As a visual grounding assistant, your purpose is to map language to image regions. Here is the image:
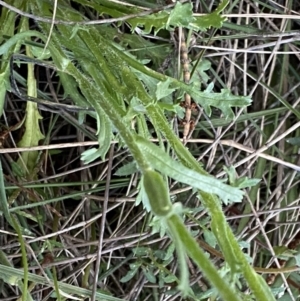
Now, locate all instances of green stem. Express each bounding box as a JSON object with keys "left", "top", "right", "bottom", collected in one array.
[
  {"left": 12, "top": 216, "right": 28, "bottom": 301},
  {"left": 167, "top": 214, "right": 243, "bottom": 301}
]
